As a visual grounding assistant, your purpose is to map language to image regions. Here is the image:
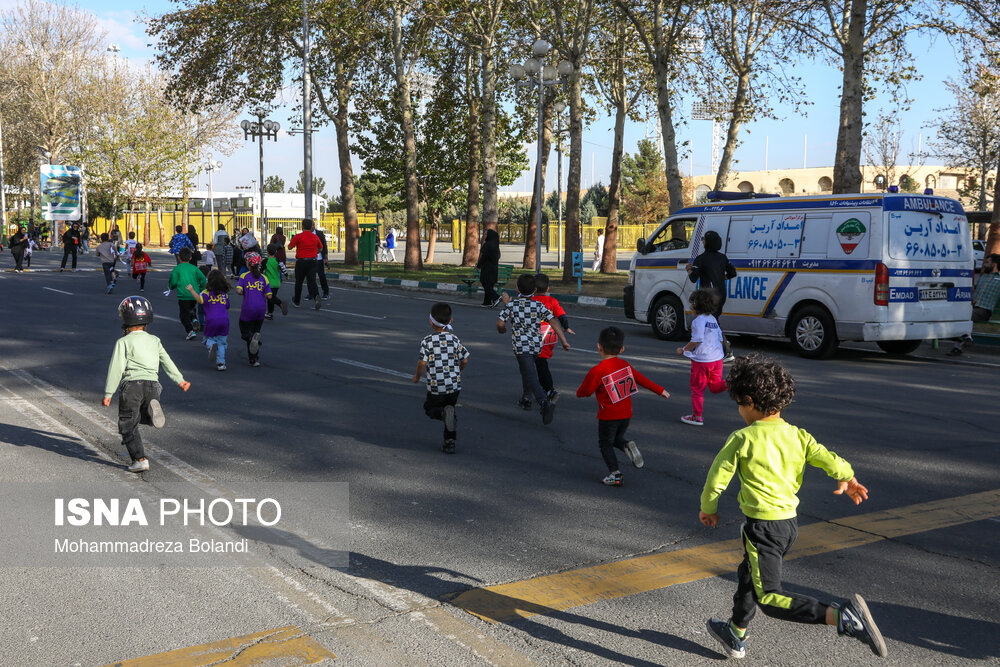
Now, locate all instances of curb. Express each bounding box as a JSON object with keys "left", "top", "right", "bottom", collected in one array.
[{"left": 324, "top": 271, "right": 625, "bottom": 310}]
